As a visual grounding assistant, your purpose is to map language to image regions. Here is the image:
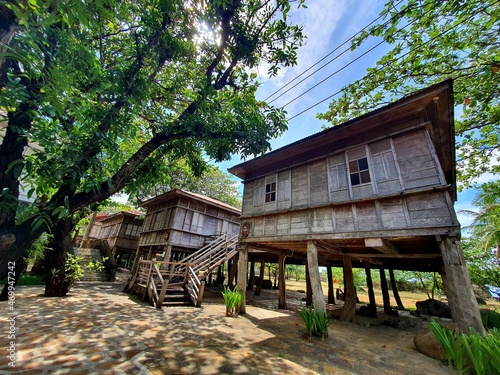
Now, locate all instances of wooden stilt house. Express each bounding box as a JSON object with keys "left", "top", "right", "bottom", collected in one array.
[
  {"left": 229, "top": 80, "right": 485, "bottom": 334},
  {"left": 126, "top": 189, "right": 240, "bottom": 307},
  {"left": 98, "top": 211, "right": 143, "bottom": 267},
  {"left": 75, "top": 211, "right": 143, "bottom": 268}
]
